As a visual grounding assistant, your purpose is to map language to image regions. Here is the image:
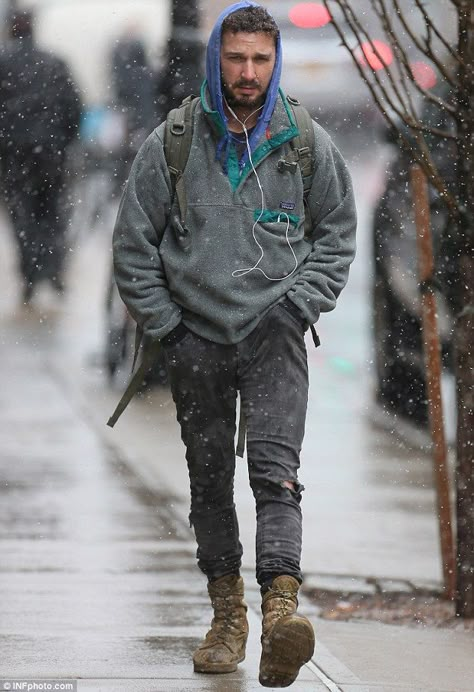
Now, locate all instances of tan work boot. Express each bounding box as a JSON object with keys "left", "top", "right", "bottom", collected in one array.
[
  {"left": 193, "top": 574, "right": 248, "bottom": 674},
  {"left": 259, "top": 575, "right": 315, "bottom": 687}
]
